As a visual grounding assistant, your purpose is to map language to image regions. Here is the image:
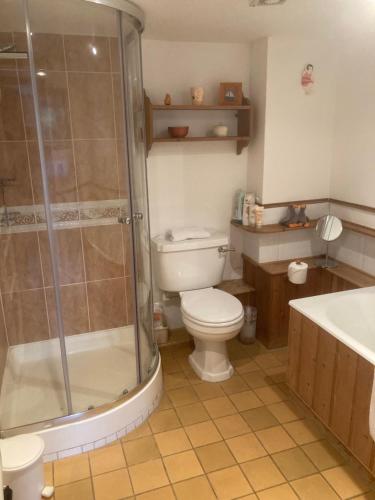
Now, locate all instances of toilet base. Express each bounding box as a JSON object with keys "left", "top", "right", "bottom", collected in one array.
[{"left": 189, "top": 338, "right": 234, "bottom": 382}]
